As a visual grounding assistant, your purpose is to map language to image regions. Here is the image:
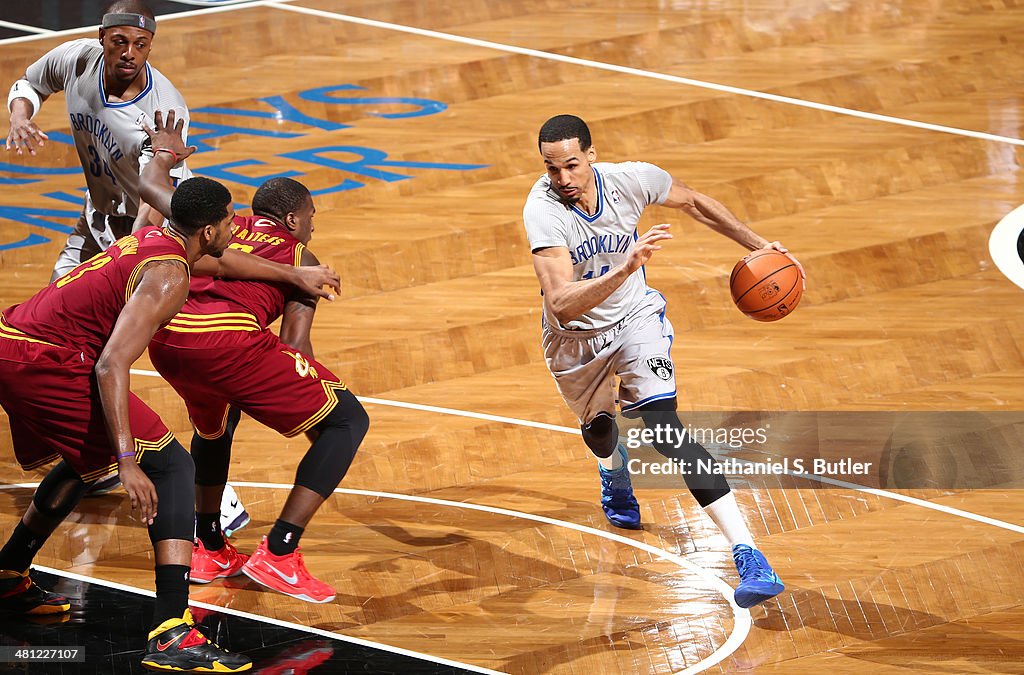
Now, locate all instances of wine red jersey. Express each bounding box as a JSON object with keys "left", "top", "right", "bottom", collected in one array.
[
  {"left": 148, "top": 215, "right": 339, "bottom": 440},
  {"left": 170, "top": 214, "right": 305, "bottom": 333},
  {"left": 1, "top": 226, "right": 188, "bottom": 361}
]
